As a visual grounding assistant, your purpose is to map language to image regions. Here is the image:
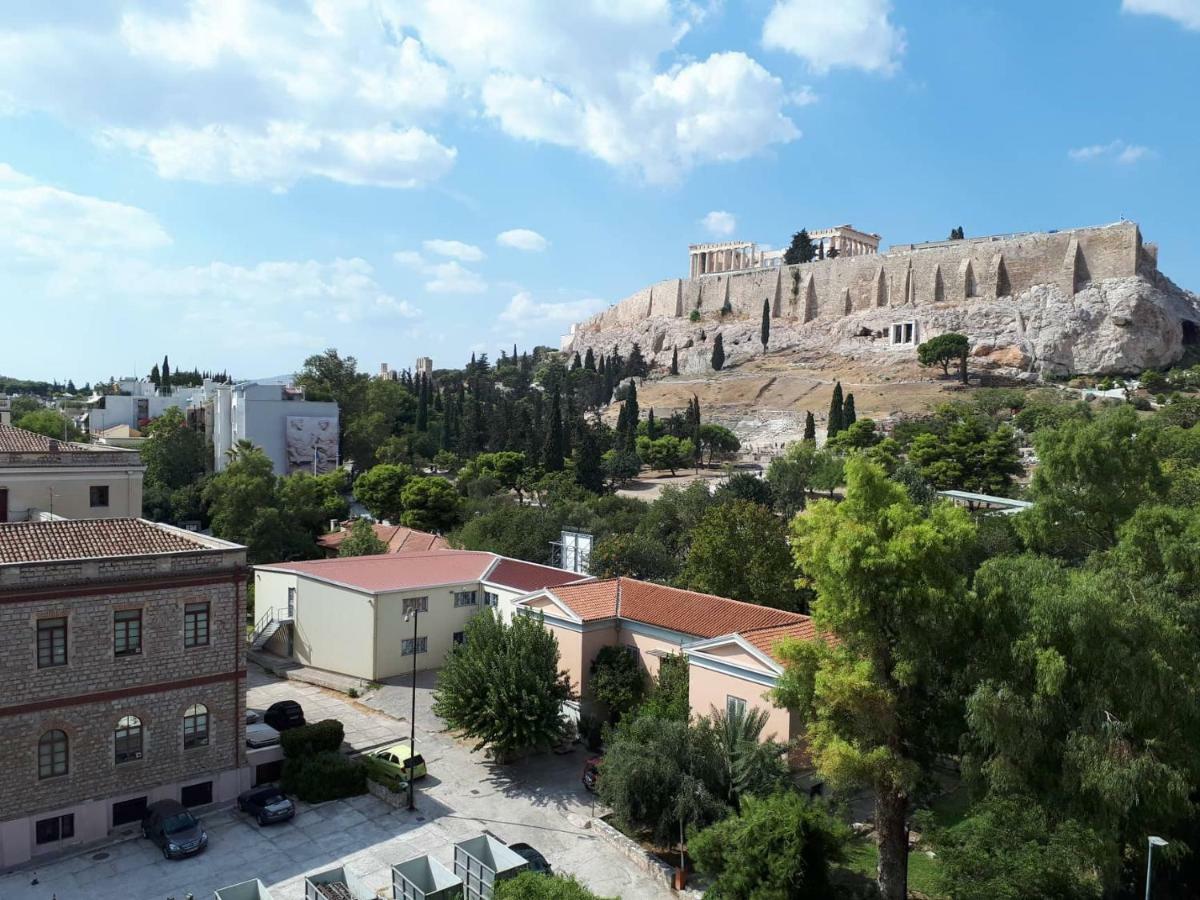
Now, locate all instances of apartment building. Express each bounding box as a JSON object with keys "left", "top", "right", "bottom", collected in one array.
[
  {"left": 0, "top": 518, "right": 247, "bottom": 868},
  {"left": 0, "top": 423, "right": 144, "bottom": 521}
]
